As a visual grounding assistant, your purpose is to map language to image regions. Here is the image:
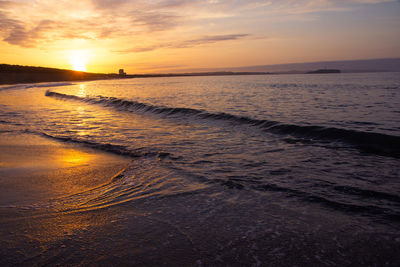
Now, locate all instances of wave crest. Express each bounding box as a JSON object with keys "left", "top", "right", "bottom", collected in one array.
[{"left": 46, "top": 90, "right": 400, "bottom": 158}]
